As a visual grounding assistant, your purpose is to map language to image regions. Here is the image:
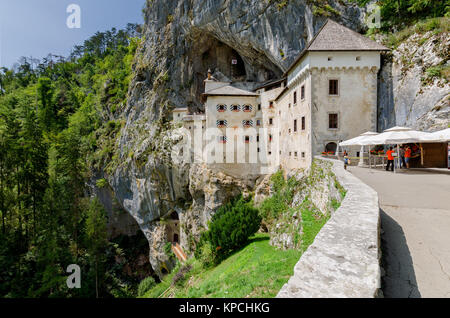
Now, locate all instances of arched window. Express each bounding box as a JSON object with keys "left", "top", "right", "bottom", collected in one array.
[
  {"left": 242, "top": 120, "right": 253, "bottom": 127},
  {"left": 217, "top": 104, "right": 227, "bottom": 112},
  {"left": 216, "top": 120, "right": 227, "bottom": 128},
  {"left": 243, "top": 104, "right": 253, "bottom": 112},
  {"left": 231, "top": 104, "right": 241, "bottom": 112},
  {"left": 325, "top": 142, "right": 337, "bottom": 154}
]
